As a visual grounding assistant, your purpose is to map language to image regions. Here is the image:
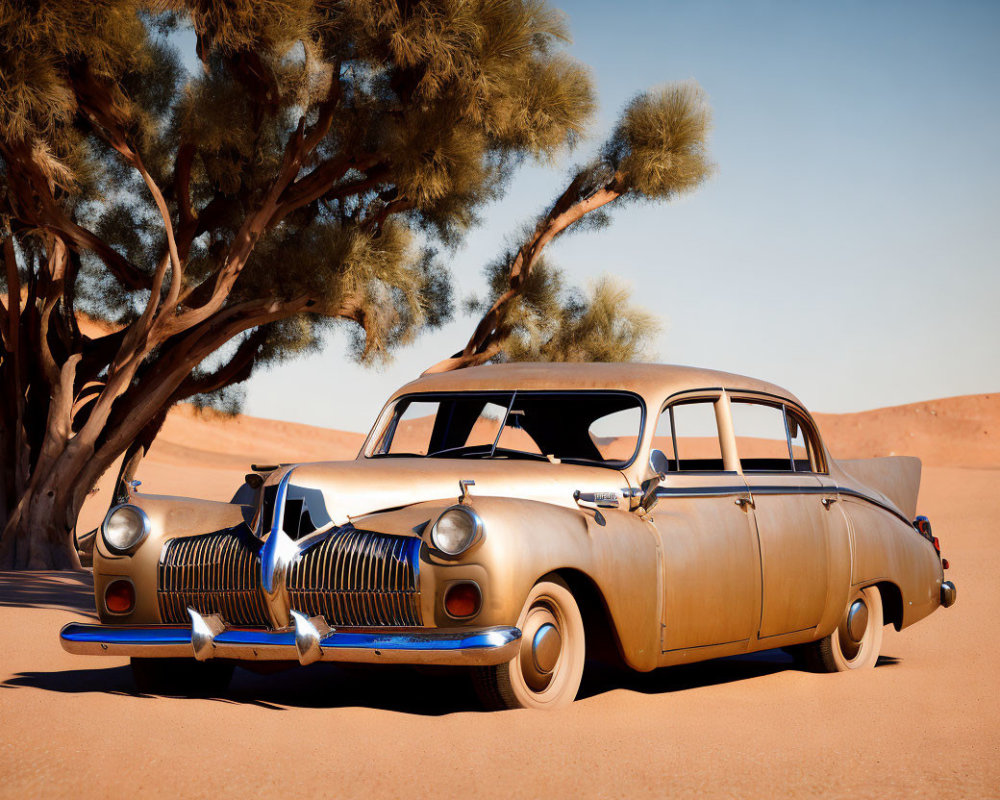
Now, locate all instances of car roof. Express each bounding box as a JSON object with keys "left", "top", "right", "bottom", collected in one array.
[{"left": 390, "top": 362, "right": 804, "bottom": 409}]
